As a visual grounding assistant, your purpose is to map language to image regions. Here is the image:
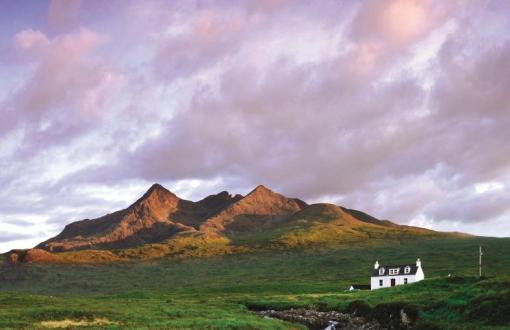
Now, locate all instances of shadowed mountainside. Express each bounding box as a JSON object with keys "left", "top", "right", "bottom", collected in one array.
[{"left": 8, "top": 183, "right": 468, "bottom": 263}]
